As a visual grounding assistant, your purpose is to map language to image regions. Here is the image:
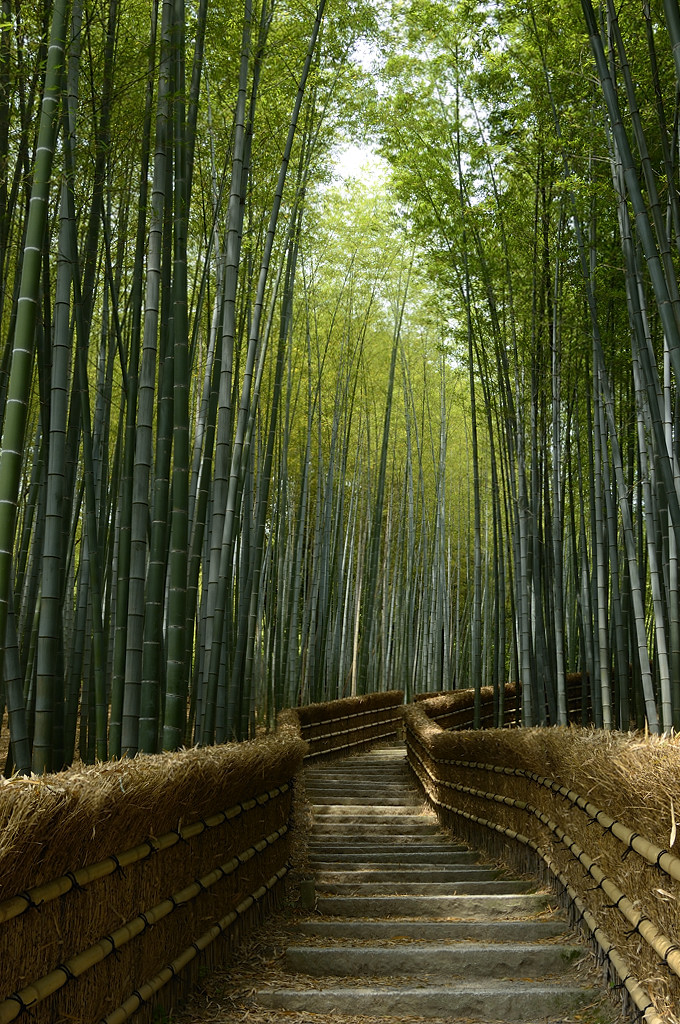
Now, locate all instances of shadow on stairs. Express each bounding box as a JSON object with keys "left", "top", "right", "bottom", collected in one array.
[{"left": 174, "top": 744, "right": 626, "bottom": 1024}]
